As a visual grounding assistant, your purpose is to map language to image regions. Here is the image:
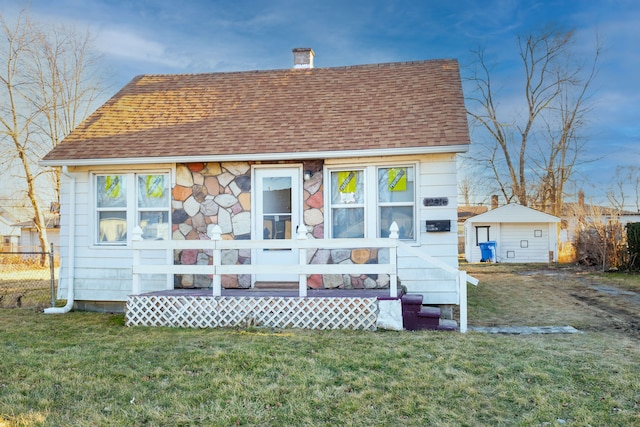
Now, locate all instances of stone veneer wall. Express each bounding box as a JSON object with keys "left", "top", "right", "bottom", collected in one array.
[{"left": 171, "top": 160, "right": 389, "bottom": 290}]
